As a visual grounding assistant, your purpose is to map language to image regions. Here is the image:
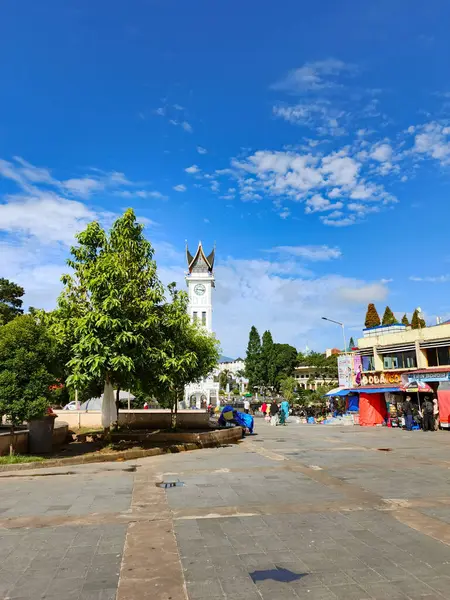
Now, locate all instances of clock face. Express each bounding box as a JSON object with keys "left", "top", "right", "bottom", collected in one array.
[{"left": 194, "top": 283, "right": 206, "bottom": 296}]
